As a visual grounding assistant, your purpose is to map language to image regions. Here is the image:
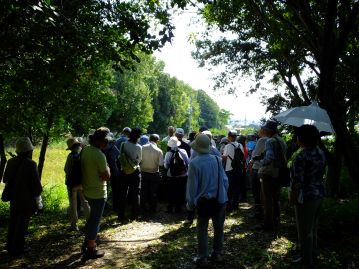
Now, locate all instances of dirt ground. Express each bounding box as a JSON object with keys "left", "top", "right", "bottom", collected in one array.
[{"left": 0, "top": 200, "right": 358, "bottom": 269}]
